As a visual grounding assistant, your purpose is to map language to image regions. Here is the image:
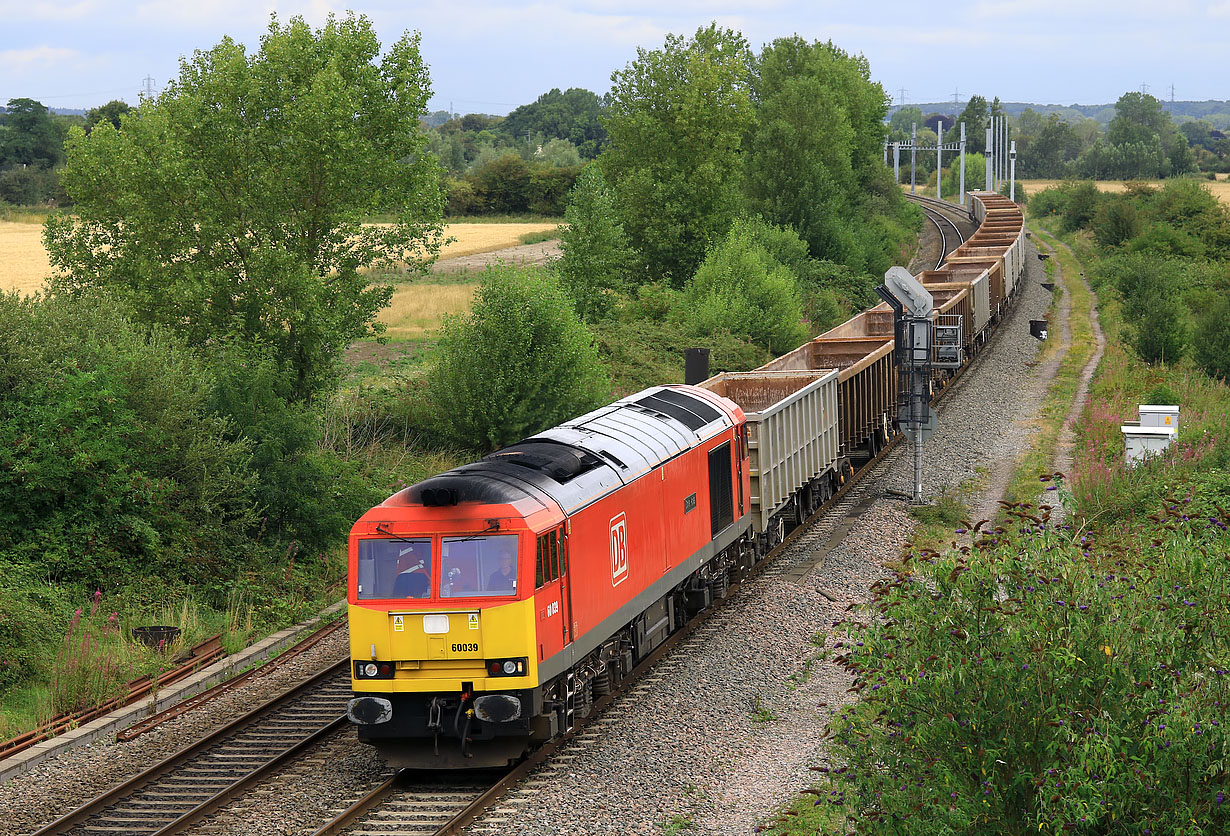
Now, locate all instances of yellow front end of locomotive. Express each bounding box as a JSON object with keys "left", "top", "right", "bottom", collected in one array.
[{"left": 348, "top": 599, "right": 539, "bottom": 693}]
